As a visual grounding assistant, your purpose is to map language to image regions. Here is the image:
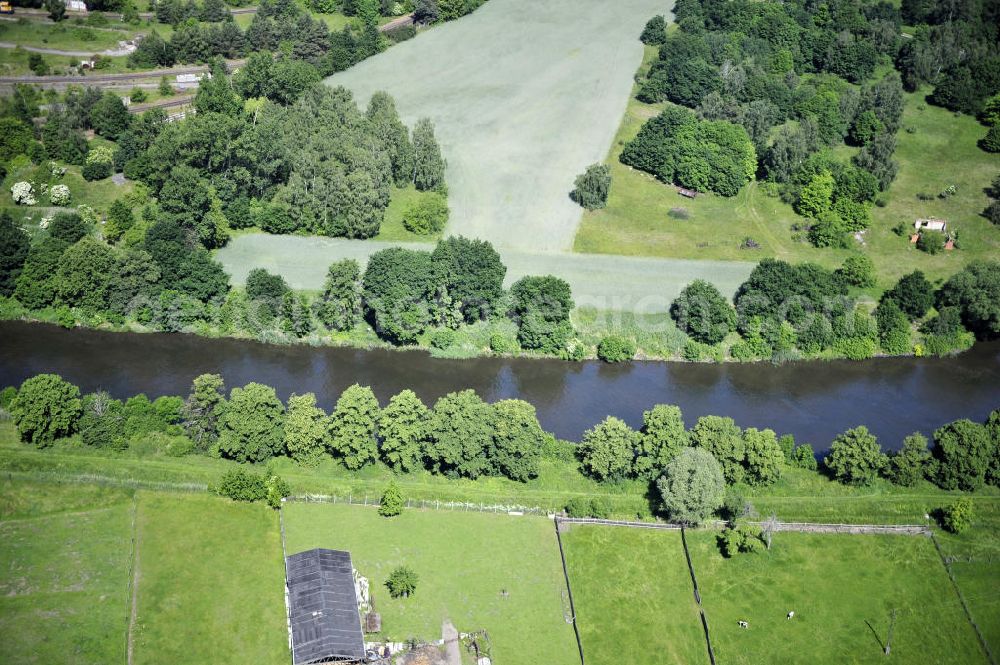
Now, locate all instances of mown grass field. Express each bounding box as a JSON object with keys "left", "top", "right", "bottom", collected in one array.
[
  {"left": 574, "top": 48, "right": 1000, "bottom": 289},
  {"left": 216, "top": 231, "right": 753, "bottom": 312},
  {"left": 325, "top": 0, "right": 665, "bottom": 252},
  {"left": 283, "top": 501, "right": 579, "bottom": 665},
  {"left": 0, "top": 479, "right": 133, "bottom": 665},
  {"left": 688, "top": 530, "right": 987, "bottom": 664},
  {"left": 0, "top": 476, "right": 288, "bottom": 665},
  {"left": 560, "top": 524, "right": 707, "bottom": 665},
  {"left": 131, "top": 491, "right": 287, "bottom": 665}
]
